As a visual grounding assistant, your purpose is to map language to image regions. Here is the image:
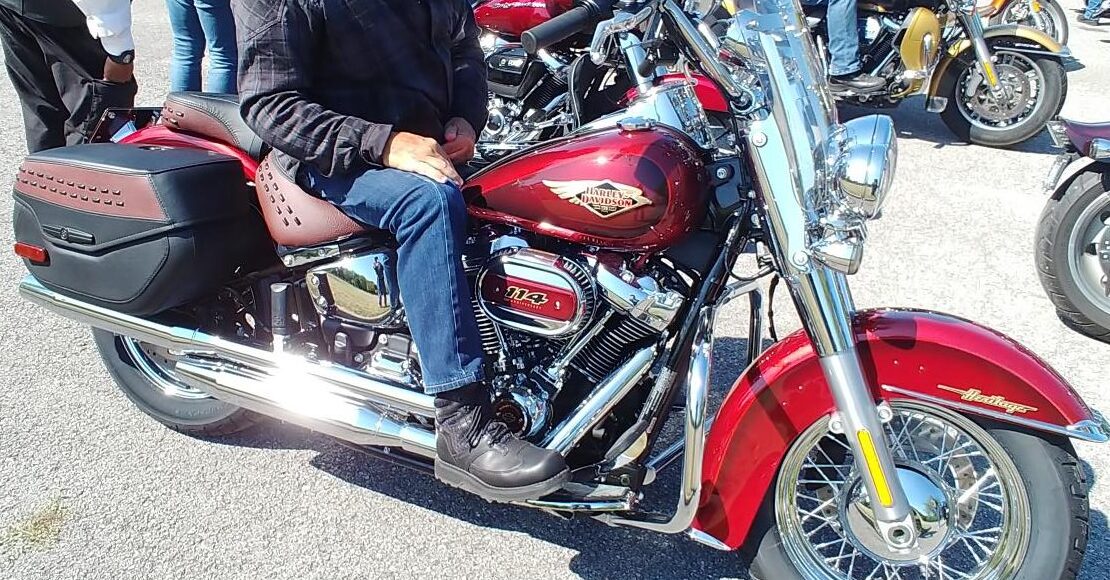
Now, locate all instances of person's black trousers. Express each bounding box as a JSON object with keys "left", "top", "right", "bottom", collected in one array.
[{"left": 0, "top": 5, "right": 137, "bottom": 153}]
